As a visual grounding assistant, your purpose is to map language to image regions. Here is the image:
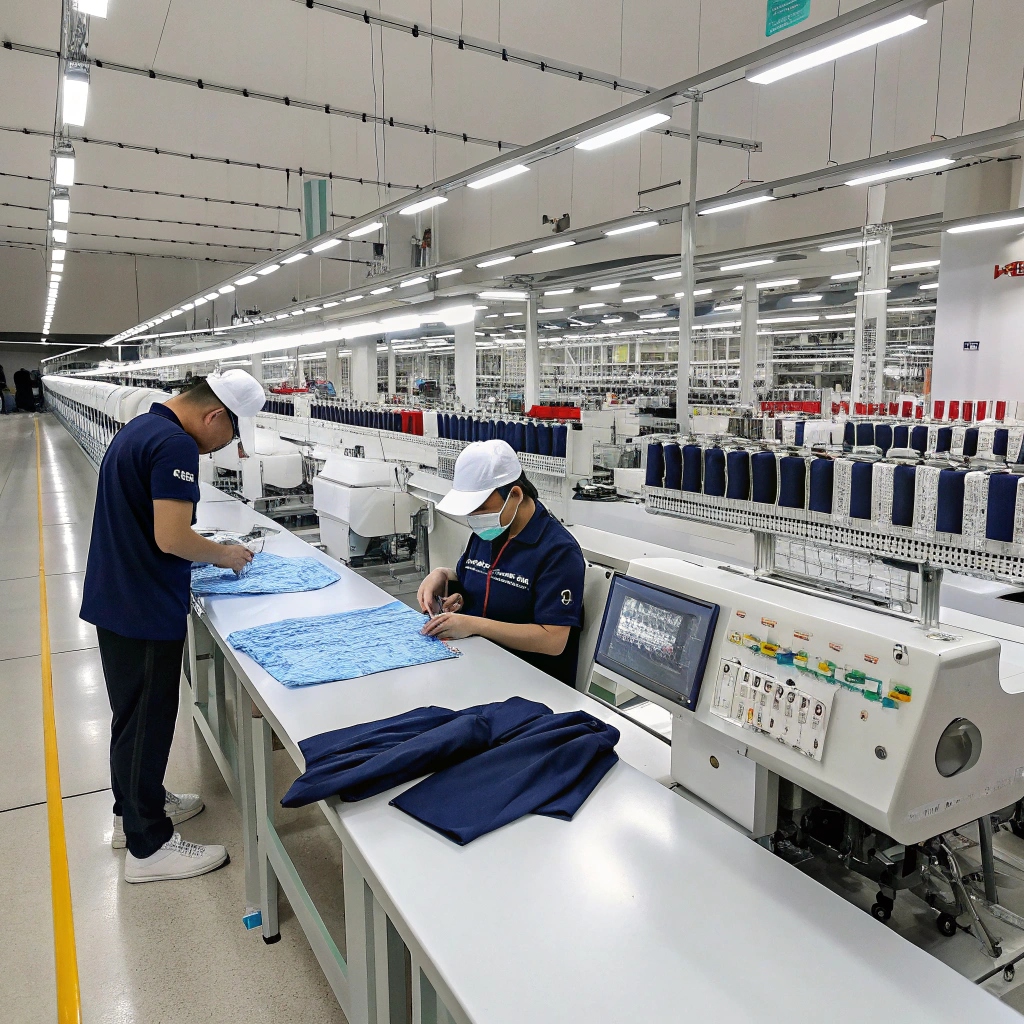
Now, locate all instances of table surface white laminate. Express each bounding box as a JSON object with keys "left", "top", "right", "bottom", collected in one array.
[{"left": 193, "top": 495, "right": 1018, "bottom": 1024}]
